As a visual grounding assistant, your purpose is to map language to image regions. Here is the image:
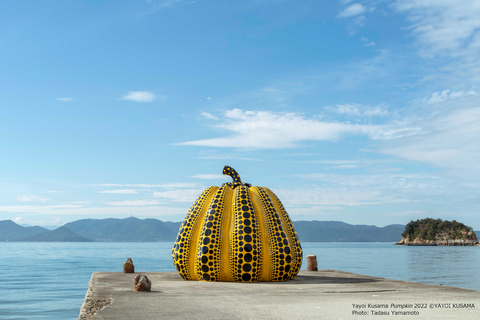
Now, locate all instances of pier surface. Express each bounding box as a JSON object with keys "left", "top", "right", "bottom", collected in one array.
[{"left": 78, "top": 270, "right": 479, "bottom": 320}]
